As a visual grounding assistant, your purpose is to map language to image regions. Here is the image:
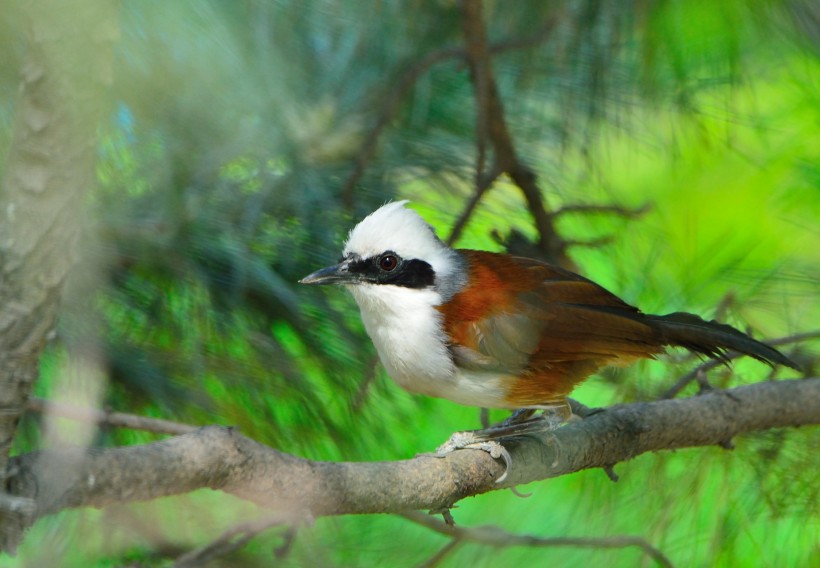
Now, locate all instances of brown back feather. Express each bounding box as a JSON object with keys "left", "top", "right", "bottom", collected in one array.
[{"left": 439, "top": 251, "right": 664, "bottom": 406}]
